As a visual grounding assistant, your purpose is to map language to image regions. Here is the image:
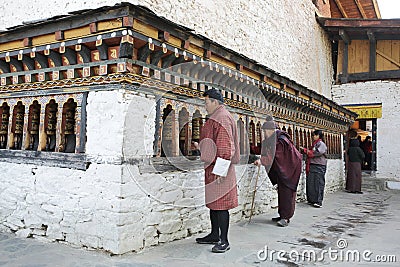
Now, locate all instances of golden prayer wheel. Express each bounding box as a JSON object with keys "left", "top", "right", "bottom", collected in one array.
[
  {"left": 46, "top": 105, "right": 57, "bottom": 135},
  {"left": 30, "top": 108, "right": 40, "bottom": 135},
  {"left": 14, "top": 110, "right": 24, "bottom": 134},
  {"left": 249, "top": 123, "right": 254, "bottom": 144},
  {"left": 0, "top": 112, "right": 9, "bottom": 135},
  {"left": 64, "top": 110, "right": 75, "bottom": 134},
  {"left": 256, "top": 128, "right": 261, "bottom": 143},
  {"left": 192, "top": 118, "right": 200, "bottom": 140}
]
